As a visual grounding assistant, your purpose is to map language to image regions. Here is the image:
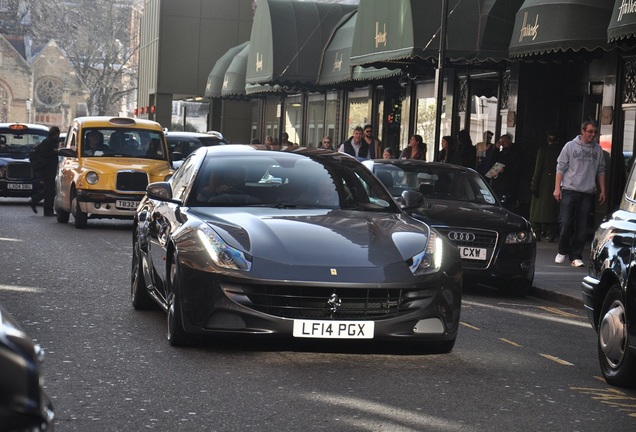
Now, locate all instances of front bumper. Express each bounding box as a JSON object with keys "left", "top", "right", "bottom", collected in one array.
[
  {"left": 463, "top": 243, "right": 535, "bottom": 286},
  {"left": 76, "top": 189, "right": 144, "bottom": 217},
  {"left": 177, "top": 266, "right": 462, "bottom": 343},
  {"left": 0, "top": 178, "right": 41, "bottom": 198}
]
